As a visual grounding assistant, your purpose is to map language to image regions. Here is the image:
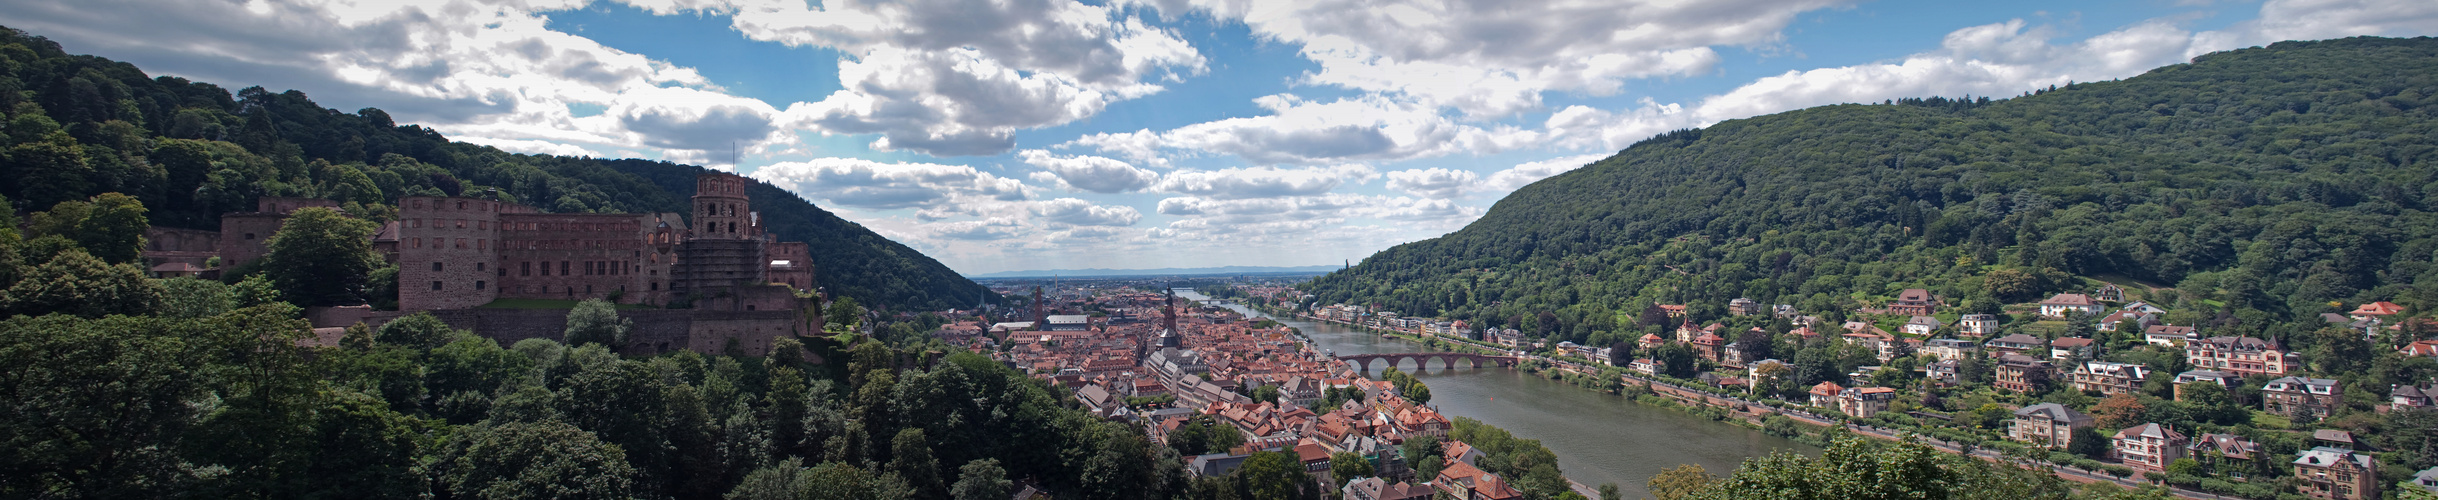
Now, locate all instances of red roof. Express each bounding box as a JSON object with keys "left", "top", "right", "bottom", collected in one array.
[
  {"left": 1295, "top": 443, "right": 1330, "bottom": 463},
  {"left": 2042, "top": 293, "right": 2098, "bottom": 306},
  {"left": 2353, "top": 301, "right": 2407, "bottom": 316}
]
